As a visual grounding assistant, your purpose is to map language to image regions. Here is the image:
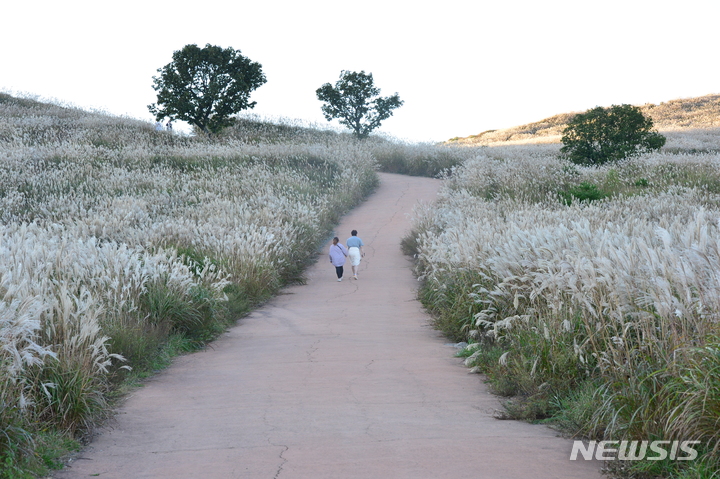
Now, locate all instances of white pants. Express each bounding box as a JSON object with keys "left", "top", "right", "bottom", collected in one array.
[{"left": 348, "top": 247, "right": 361, "bottom": 266}]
